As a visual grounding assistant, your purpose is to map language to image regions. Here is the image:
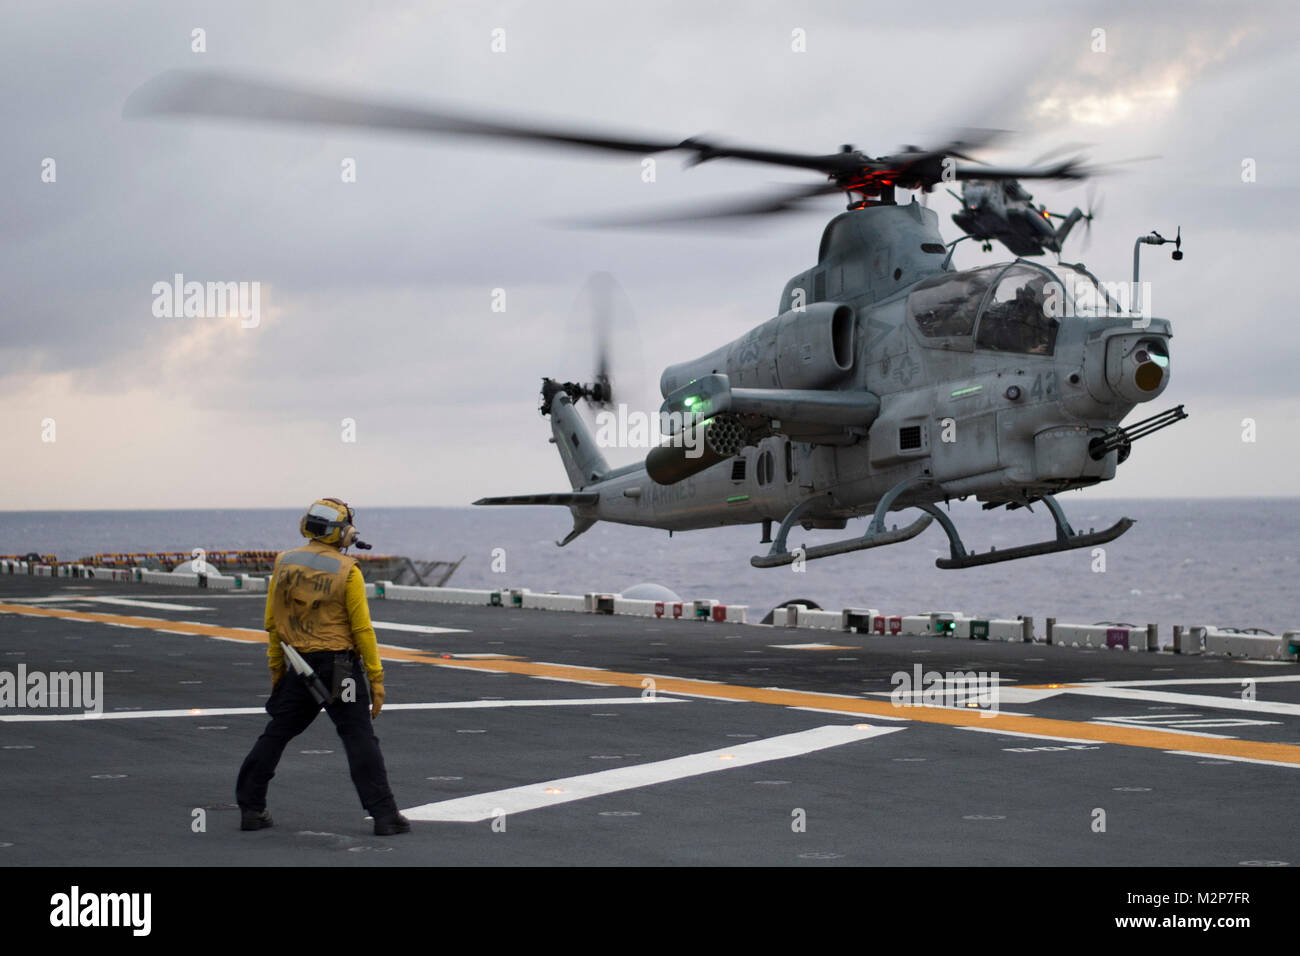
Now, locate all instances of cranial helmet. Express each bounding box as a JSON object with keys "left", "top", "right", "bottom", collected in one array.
[{"left": 299, "top": 497, "right": 359, "bottom": 548}]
